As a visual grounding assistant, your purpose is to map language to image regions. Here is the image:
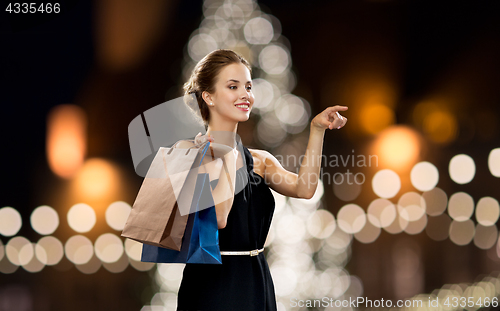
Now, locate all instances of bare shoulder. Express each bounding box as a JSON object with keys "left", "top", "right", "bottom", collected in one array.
[
  {"left": 247, "top": 148, "right": 269, "bottom": 160},
  {"left": 247, "top": 148, "right": 277, "bottom": 165}
]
